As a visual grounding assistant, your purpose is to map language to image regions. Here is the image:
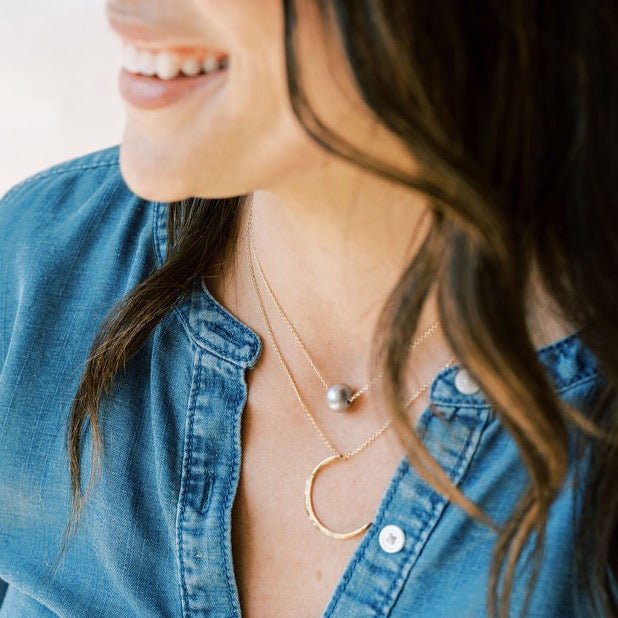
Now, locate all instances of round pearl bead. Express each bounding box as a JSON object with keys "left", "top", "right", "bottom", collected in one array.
[{"left": 326, "top": 383, "right": 353, "bottom": 411}]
